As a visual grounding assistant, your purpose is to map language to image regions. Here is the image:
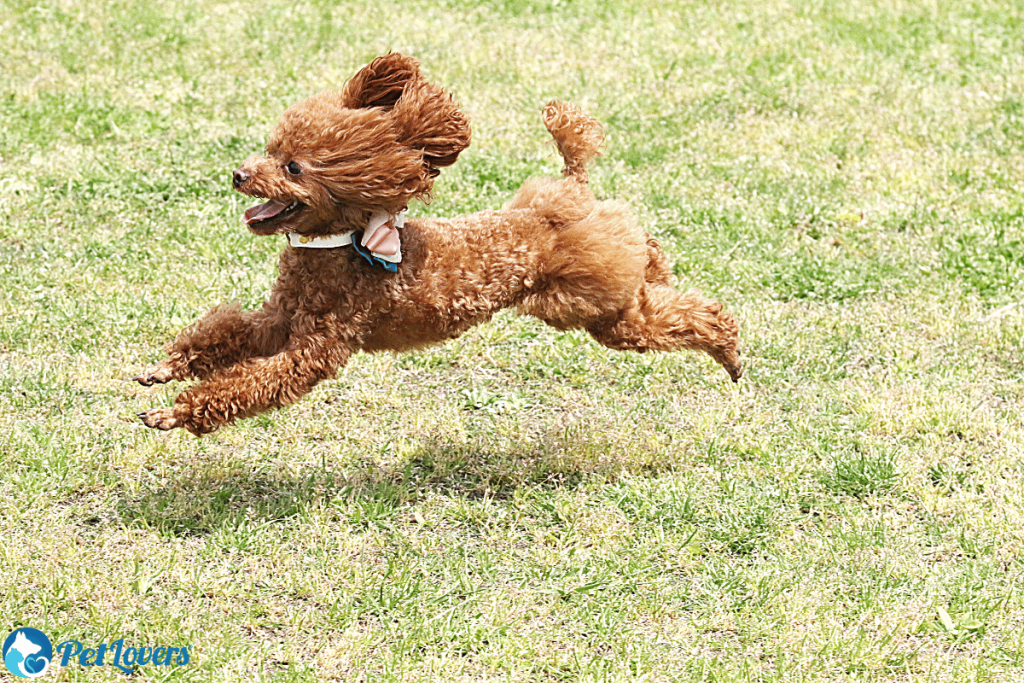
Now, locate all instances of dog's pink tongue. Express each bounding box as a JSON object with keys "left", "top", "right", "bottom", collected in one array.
[{"left": 244, "top": 200, "right": 288, "bottom": 225}]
